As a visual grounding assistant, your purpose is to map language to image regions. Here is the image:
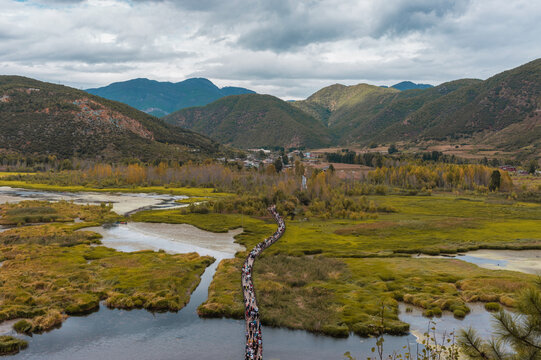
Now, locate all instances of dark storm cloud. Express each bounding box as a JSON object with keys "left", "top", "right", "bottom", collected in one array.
[{"left": 370, "top": 0, "right": 470, "bottom": 37}]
